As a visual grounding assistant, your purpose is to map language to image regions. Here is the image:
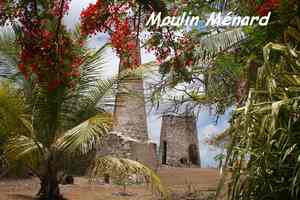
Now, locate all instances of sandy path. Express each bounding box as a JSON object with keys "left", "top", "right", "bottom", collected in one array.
[{"left": 0, "top": 168, "right": 220, "bottom": 200}]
